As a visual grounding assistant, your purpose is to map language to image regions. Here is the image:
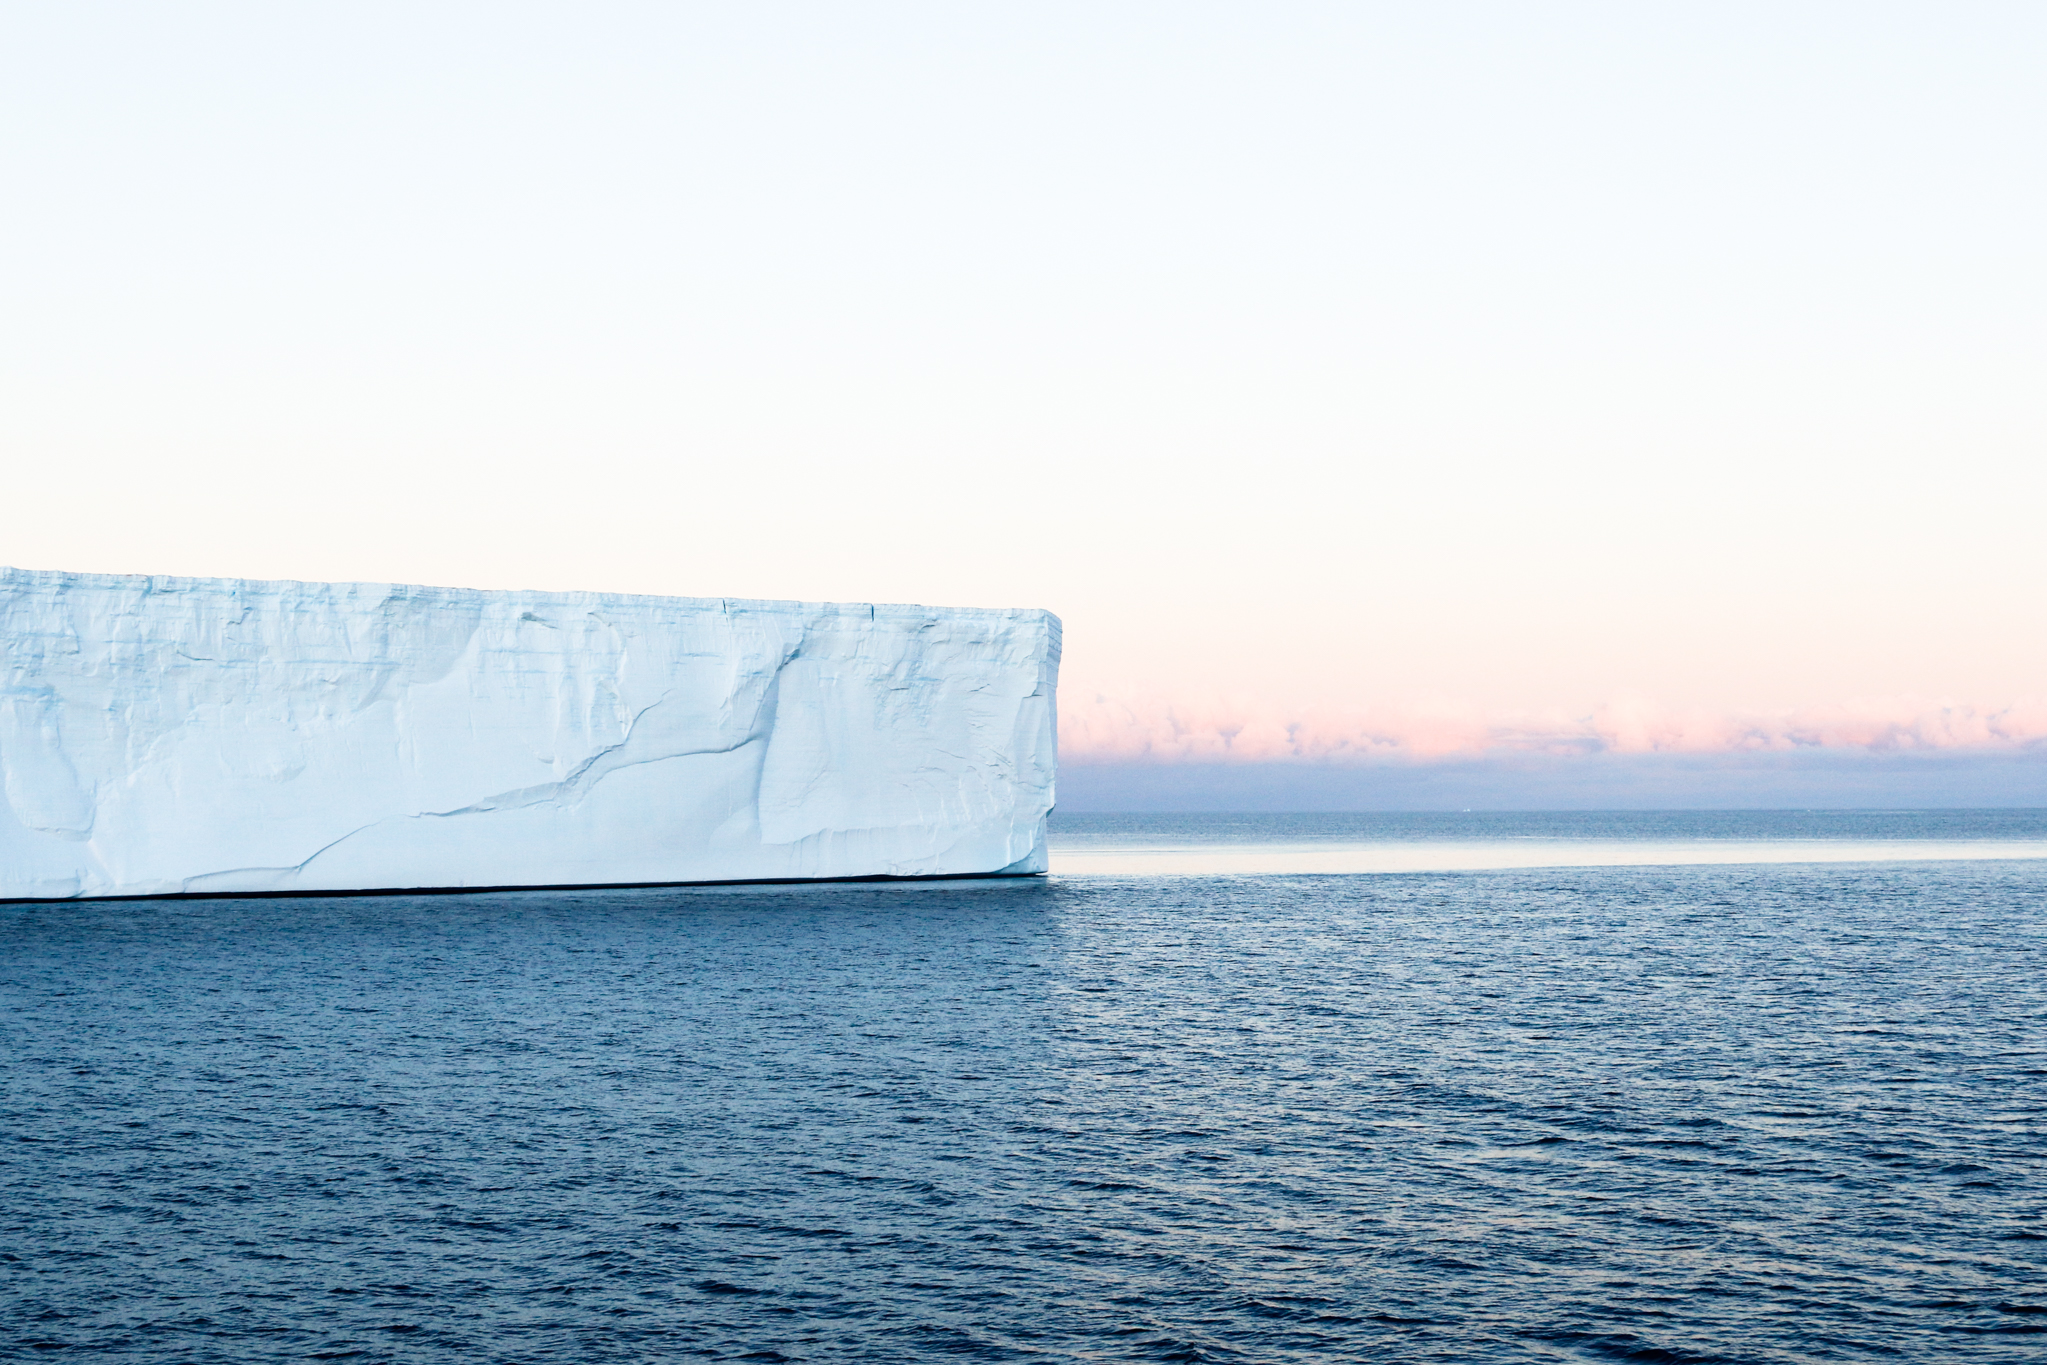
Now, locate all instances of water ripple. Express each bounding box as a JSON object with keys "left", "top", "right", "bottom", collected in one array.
[{"left": 2, "top": 858, "right": 2044, "bottom": 1360}]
